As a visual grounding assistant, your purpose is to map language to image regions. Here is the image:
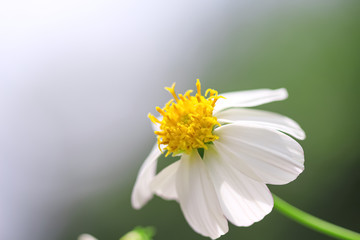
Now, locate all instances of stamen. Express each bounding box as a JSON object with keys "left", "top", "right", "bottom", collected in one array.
[
  {"left": 154, "top": 131, "right": 165, "bottom": 135},
  {"left": 184, "top": 90, "right": 193, "bottom": 98},
  {"left": 156, "top": 107, "right": 166, "bottom": 116},
  {"left": 150, "top": 80, "right": 222, "bottom": 156},
  {"left": 148, "top": 113, "right": 161, "bottom": 124},
  {"left": 178, "top": 94, "right": 186, "bottom": 102},
  {"left": 165, "top": 83, "right": 179, "bottom": 102},
  {"left": 205, "top": 89, "right": 211, "bottom": 97},
  {"left": 196, "top": 79, "right": 201, "bottom": 95}
]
